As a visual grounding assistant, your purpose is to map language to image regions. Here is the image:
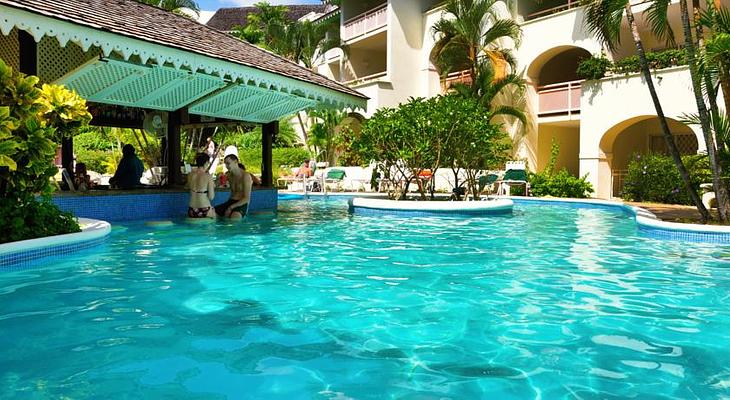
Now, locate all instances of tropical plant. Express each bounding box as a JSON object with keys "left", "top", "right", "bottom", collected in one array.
[
  {"left": 582, "top": 0, "right": 710, "bottom": 221},
  {"left": 354, "top": 95, "right": 510, "bottom": 200},
  {"left": 529, "top": 141, "right": 594, "bottom": 198},
  {"left": 307, "top": 108, "right": 352, "bottom": 167},
  {"left": 0, "top": 59, "right": 87, "bottom": 242},
  {"left": 430, "top": 0, "right": 521, "bottom": 83},
  {"left": 450, "top": 60, "right": 526, "bottom": 125},
  {"left": 622, "top": 153, "right": 711, "bottom": 204},
  {"left": 644, "top": 0, "right": 730, "bottom": 221}
]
